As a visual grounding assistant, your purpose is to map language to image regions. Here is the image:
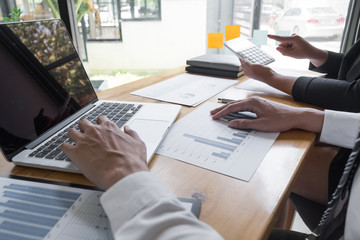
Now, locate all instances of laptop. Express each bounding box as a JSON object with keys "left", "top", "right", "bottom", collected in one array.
[{"left": 0, "top": 19, "right": 181, "bottom": 172}]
